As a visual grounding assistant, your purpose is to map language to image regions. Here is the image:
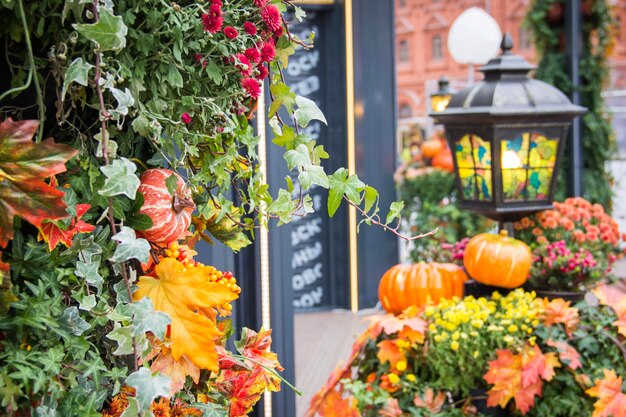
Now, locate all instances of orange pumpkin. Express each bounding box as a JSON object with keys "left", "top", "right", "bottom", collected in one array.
[
  {"left": 421, "top": 140, "right": 444, "bottom": 159},
  {"left": 432, "top": 148, "right": 454, "bottom": 172},
  {"left": 378, "top": 262, "right": 467, "bottom": 315},
  {"left": 463, "top": 230, "right": 532, "bottom": 288},
  {"left": 137, "top": 169, "right": 196, "bottom": 244}
]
